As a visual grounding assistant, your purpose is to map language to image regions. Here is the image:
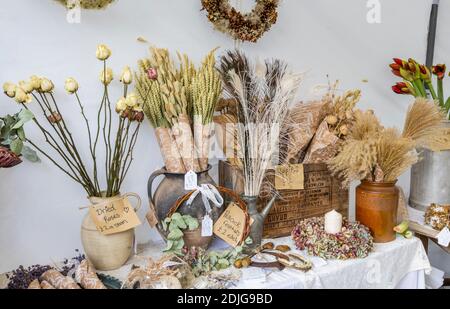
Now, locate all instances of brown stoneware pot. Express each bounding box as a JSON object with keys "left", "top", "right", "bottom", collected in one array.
[{"left": 356, "top": 180, "right": 399, "bottom": 243}]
